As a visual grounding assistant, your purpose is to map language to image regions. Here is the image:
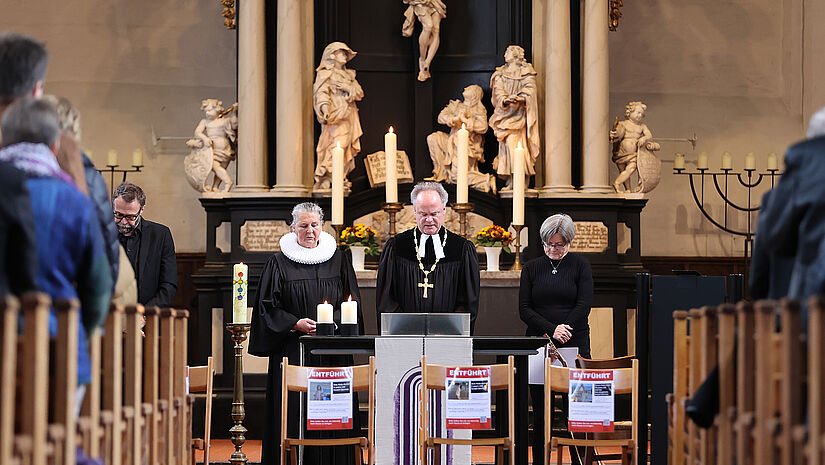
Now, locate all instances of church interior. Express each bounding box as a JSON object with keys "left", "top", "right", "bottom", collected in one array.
[{"left": 2, "top": 0, "right": 824, "bottom": 464}]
